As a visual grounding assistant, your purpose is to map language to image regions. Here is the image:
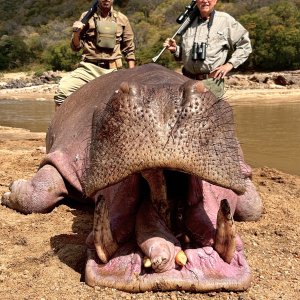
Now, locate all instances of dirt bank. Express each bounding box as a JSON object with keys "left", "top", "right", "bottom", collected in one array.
[{"left": 0, "top": 126, "right": 299, "bottom": 300}]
